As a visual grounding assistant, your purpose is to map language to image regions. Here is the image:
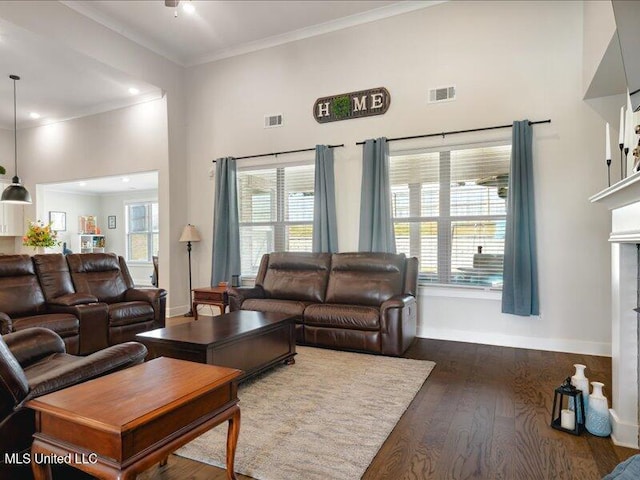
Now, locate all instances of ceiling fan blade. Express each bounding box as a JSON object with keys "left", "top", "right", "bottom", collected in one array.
[{"left": 165, "top": 0, "right": 180, "bottom": 7}]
